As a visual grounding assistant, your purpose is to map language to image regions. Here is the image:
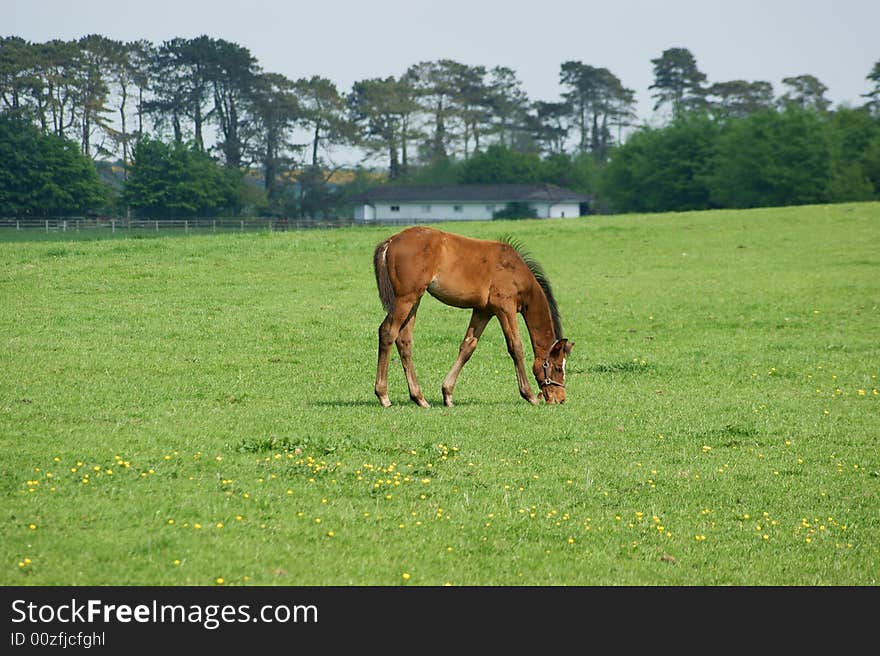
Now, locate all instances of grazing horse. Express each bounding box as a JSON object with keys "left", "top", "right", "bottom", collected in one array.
[{"left": 373, "top": 226, "right": 573, "bottom": 407}]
